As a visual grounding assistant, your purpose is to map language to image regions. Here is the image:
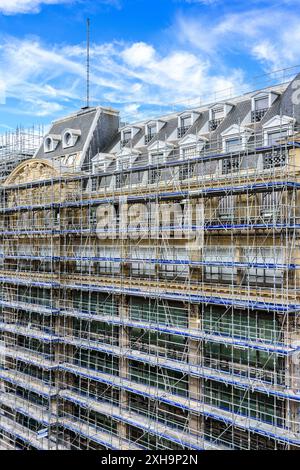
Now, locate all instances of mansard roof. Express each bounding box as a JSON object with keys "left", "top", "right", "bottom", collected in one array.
[{"left": 35, "top": 107, "right": 100, "bottom": 160}]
